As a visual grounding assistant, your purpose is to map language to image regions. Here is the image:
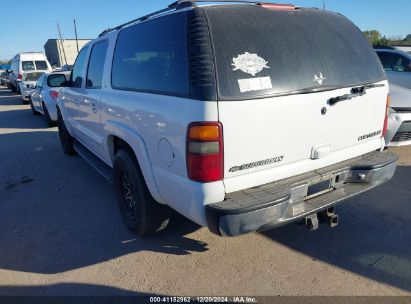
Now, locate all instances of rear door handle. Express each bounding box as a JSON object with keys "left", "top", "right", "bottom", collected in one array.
[{"left": 90, "top": 102, "right": 98, "bottom": 113}]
